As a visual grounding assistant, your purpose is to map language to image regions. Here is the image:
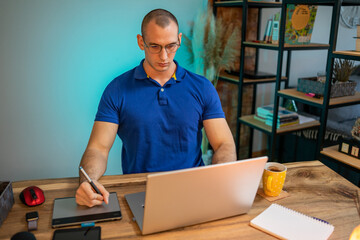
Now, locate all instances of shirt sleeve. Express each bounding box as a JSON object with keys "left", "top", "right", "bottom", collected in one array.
[
  {"left": 202, "top": 80, "right": 225, "bottom": 120},
  {"left": 95, "top": 80, "right": 120, "bottom": 124}
]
